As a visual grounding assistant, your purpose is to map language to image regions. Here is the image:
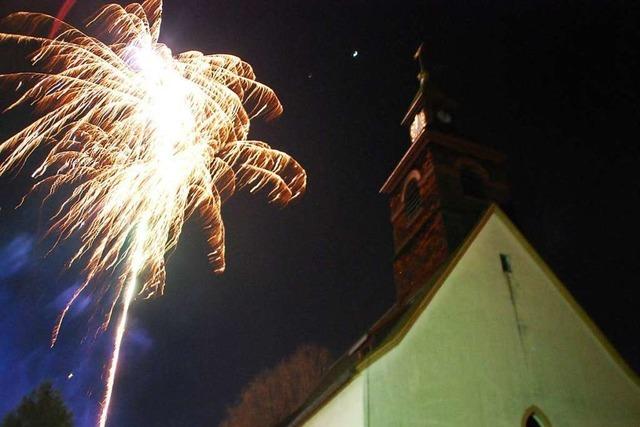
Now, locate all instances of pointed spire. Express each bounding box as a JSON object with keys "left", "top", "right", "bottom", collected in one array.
[{"left": 414, "top": 43, "right": 429, "bottom": 90}]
